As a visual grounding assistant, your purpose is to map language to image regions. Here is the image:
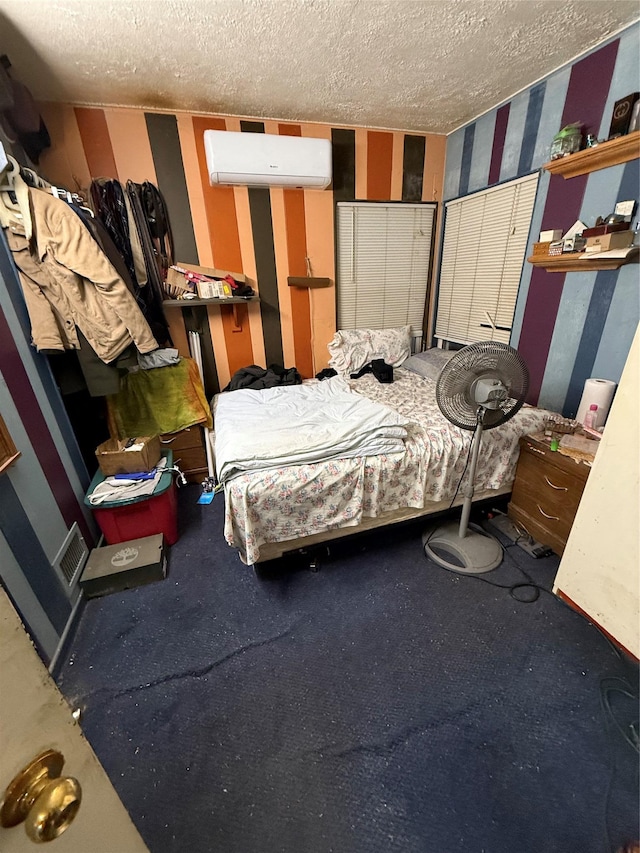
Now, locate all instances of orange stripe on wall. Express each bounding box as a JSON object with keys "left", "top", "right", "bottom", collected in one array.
[
  {"left": 423, "top": 134, "right": 447, "bottom": 203},
  {"left": 74, "top": 108, "right": 118, "bottom": 178},
  {"left": 284, "top": 190, "right": 313, "bottom": 378},
  {"left": 105, "top": 109, "right": 157, "bottom": 185},
  {"left": 37, "top": 103, "right": 92, "bottom": 192},
  {"left": 355, "top": 128, "right": 368, "bottom": 200},
  {"left": 192, "top": 116, "right": 254, "bottom": 377},
  {"left": 367, "top": 131, "right": 394, "bottom": 201},
  {"left": 175, "top": 113, "right": 230, "bottom": 380}
]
